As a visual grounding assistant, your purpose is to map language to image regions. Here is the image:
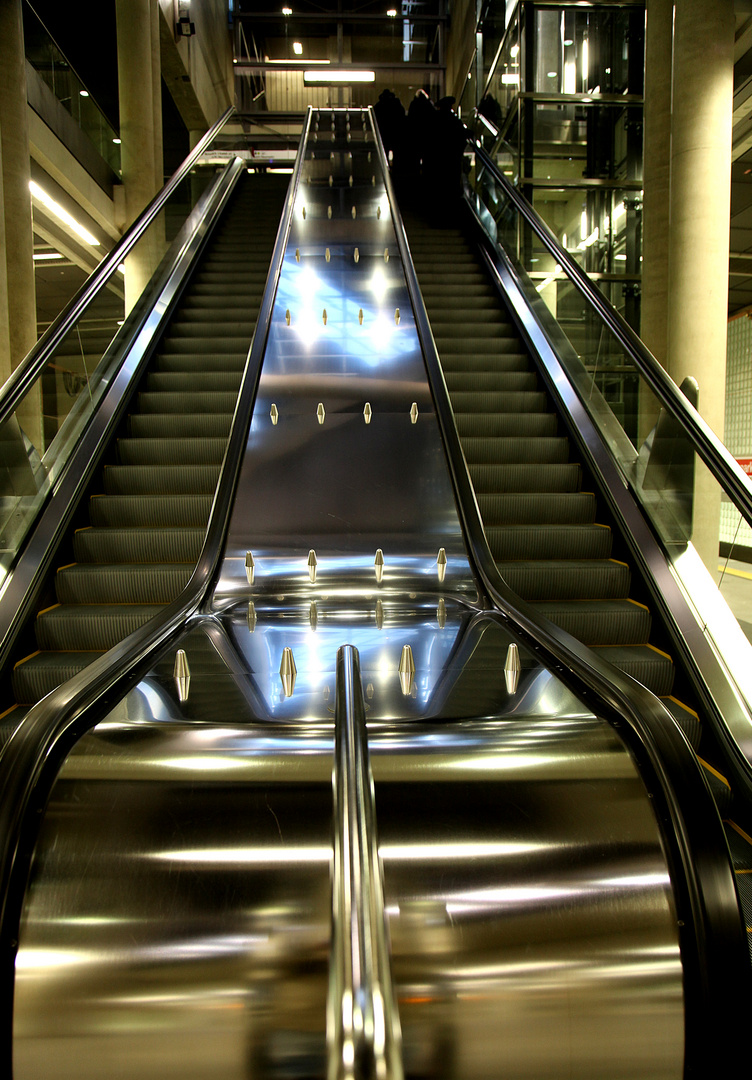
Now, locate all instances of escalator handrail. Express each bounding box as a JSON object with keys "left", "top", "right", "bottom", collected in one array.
[
  {"left": 329, "top": 644, "right": 404, "bottom": 1080},
  {"left": 370, "top": 109, "right": 750, "bottom": 1064},
  {"left": 0, "top": 110, "right": 312, "bottom": 1053},
  {"left": 468, "top": 136, "right": 752, "bottom": 531},
  {"left": 0, "top": 106, "right": 235, "bottom": 428}
]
